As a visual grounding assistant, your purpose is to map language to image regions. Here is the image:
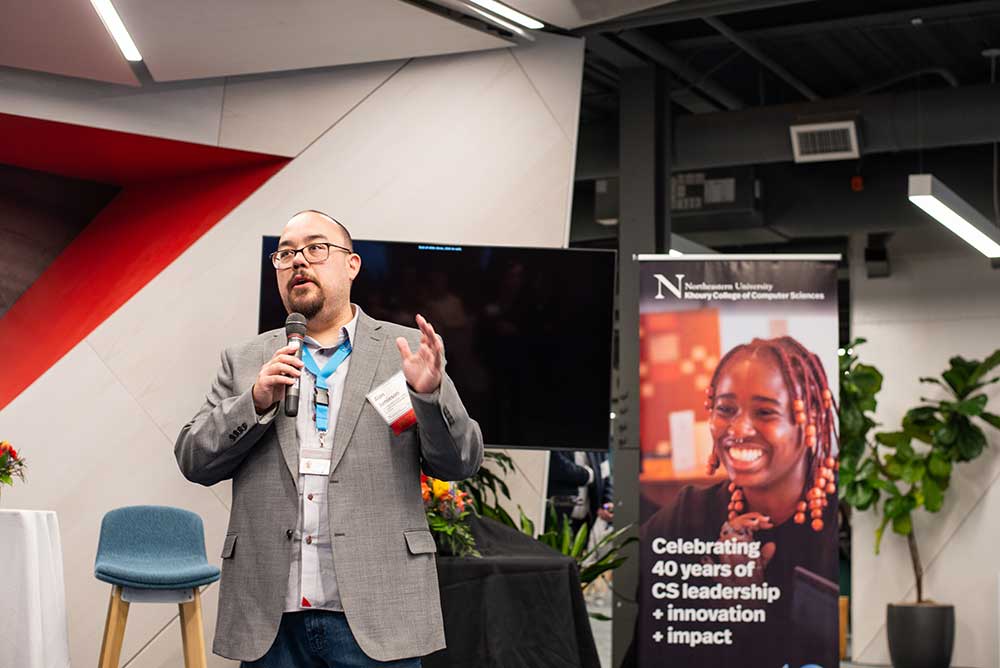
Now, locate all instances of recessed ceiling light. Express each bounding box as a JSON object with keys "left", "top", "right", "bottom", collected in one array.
[
  {"left": 467, "top": 0, "right": 544, "bottom": 30},
  {"left": 90, "top": 0, "right": 142, "bottom": 62}
]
